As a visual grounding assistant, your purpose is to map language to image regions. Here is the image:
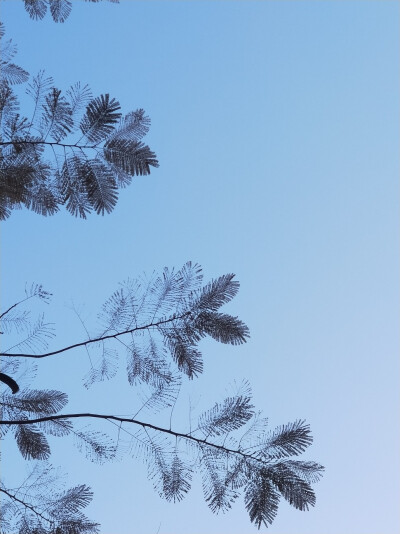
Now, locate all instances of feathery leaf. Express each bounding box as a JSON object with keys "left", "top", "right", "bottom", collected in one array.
[
  {"left": 15, "top": 424, "right": 51, "bottom": 460},
  {"left": 23, "top": 0, "right": 48, "bottom": 20},
  {"left": 49, "top": 0, "right": 73, "bottom": 23},
  {"left": 0, "top": 63, "right": 29, "bottom": 85},
  {"left": 2, "top": 389, "right": 68, "bottom": 415},
  {"left": 74, "top": 429, "right": 116, "bottom": 463},
  {"left": 193, "top": 274, "right": 240, "bottom": 312},
  {"left": 80, "top": 94, "right": 121, "bottom": 143},
  {"left": 259, "top": 420, "right": 313, "bottom": 460},
  {"left": 83, "top": 347, "right": 118, "bottom": 388},
  {"left": 84, "top": 158, "right": 118, "bottom": 215},
  {"left": 195, "top": 311, "right": 250, "bottom": 345},
  {"left": 268, "top": 463, "right": 316, "bottom": 511},
  {"left": 61, "top": 155, "right": 92, "bottom": 218},
  {"left": 103, "top": 138, "right": 159, "bottom": 176},
  {"left": 198, "top": 393, "right": 254, "bottom": 437},
  {"left": 245, "top": 470, "right": 280, "bottom": 529},
  {"left": 109, "top": 109, "right": 151, "bottom": 142},
  {"left": 40, "top": 87, "right": 73, "bottom": 141},
  {"left": 162, "top": 454, "right": 192, "bottom": 503}
]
